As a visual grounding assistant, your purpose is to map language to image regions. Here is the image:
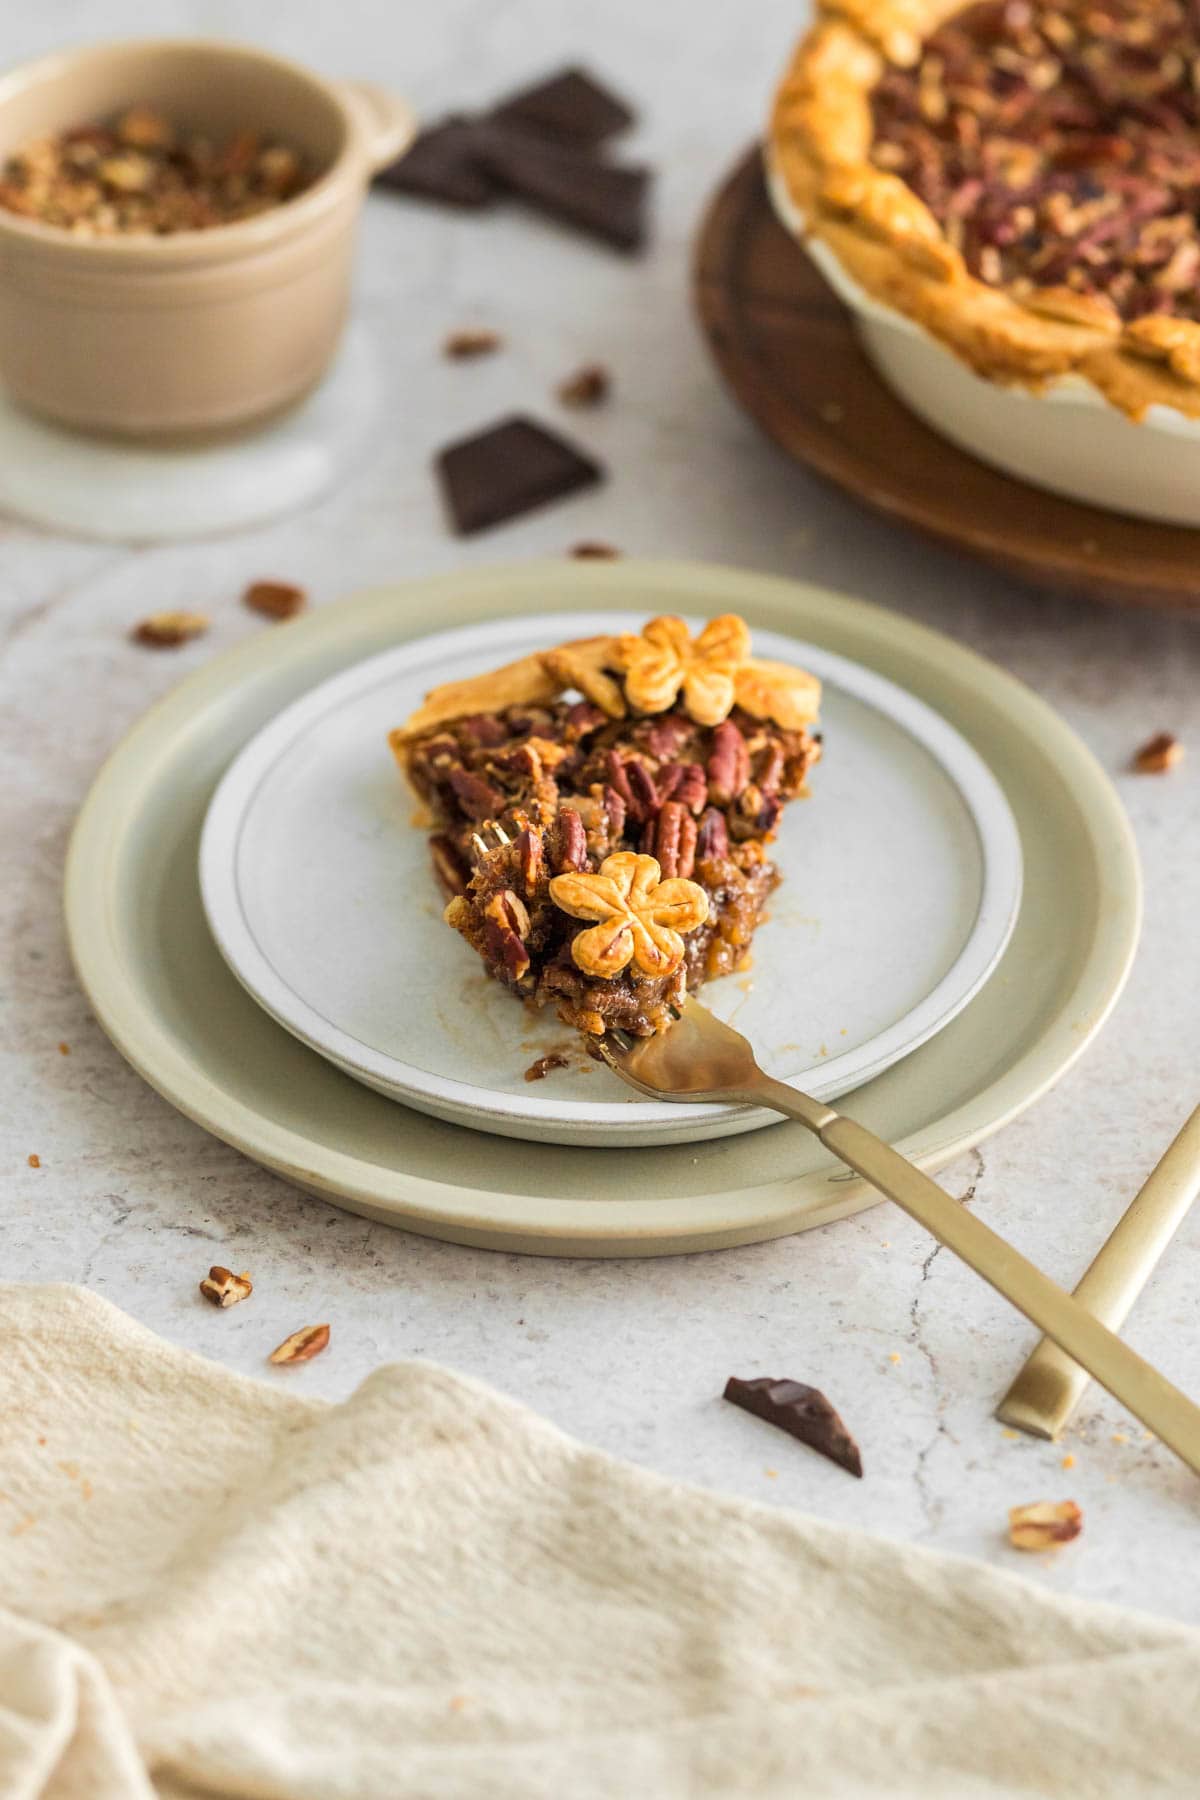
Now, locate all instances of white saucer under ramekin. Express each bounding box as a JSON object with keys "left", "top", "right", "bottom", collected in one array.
[{"left": 765, "top": 155, "right": 1200, "bottom": 529}]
